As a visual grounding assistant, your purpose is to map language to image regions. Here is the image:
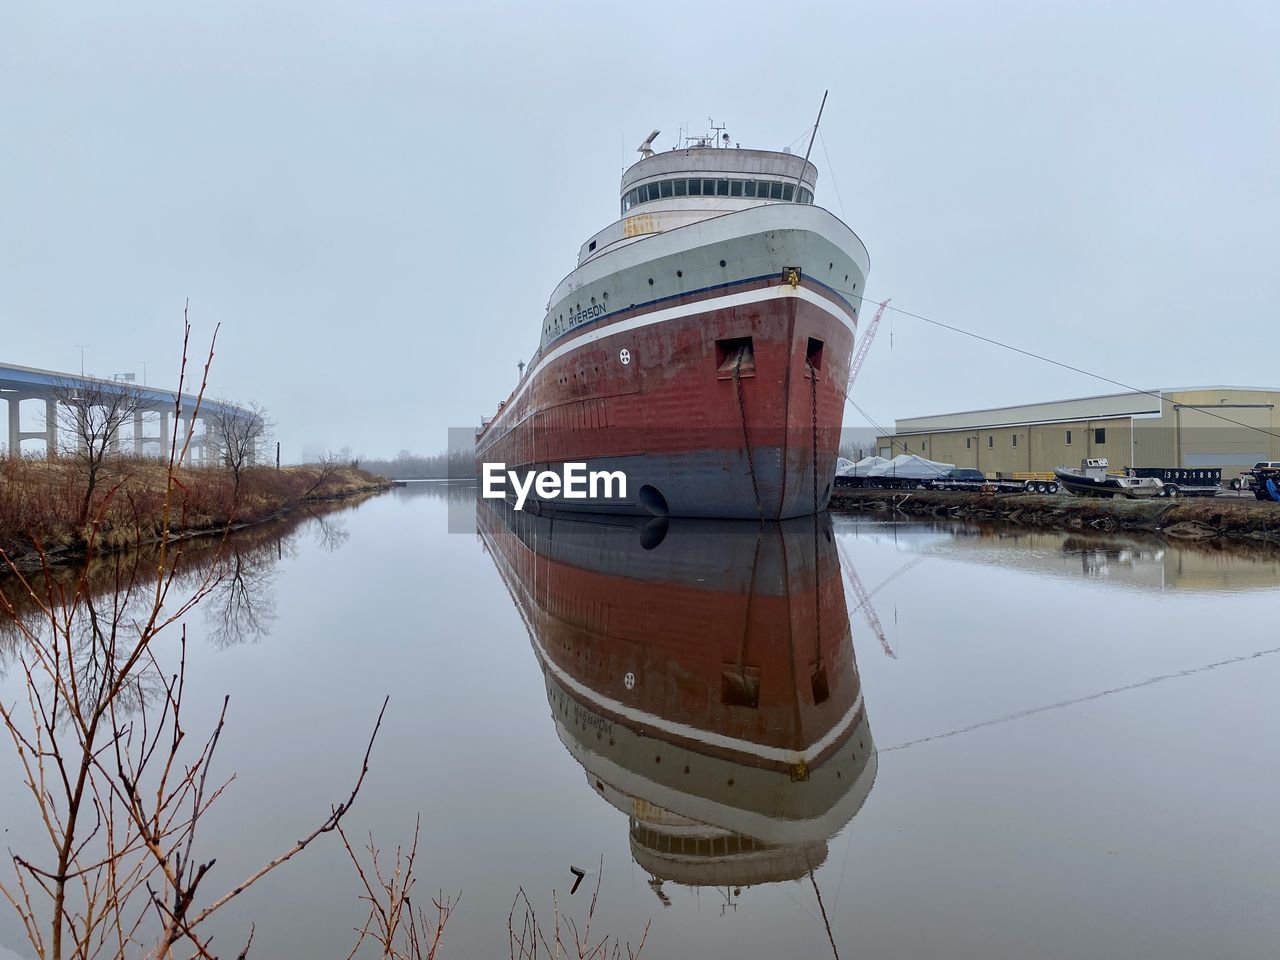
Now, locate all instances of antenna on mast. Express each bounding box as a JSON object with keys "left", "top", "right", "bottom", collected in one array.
[
  {"left": 793, "top": 89, "right": 828, "bottom": 198},
  {"left": 637, "top": 129, "right": 661, "bottom": 159}
]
